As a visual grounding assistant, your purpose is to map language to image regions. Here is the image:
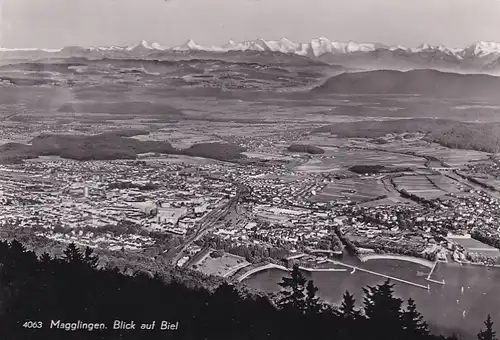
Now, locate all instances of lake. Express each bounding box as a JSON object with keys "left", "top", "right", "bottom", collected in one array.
[{"left": 244, "top": 255, "right": 500, "bottom": 339}]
